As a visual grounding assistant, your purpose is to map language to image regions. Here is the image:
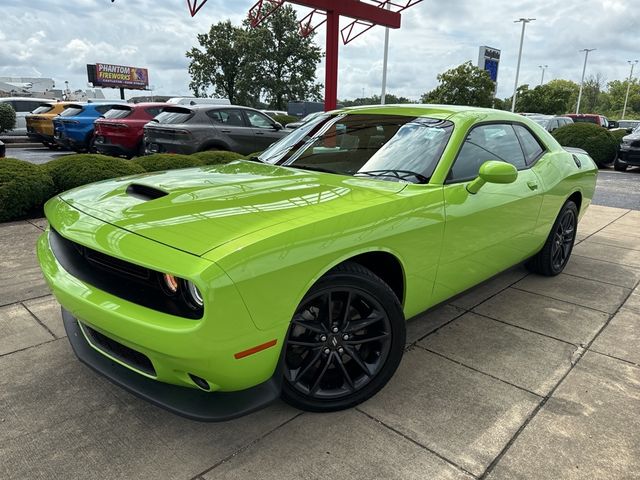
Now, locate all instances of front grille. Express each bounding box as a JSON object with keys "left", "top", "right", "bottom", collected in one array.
[
  {"left": 82, "top": 323, "right": 156, "bottom": 376},
  {"left": 49, "top": 228, "right": 203, "bottom": 319}
]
